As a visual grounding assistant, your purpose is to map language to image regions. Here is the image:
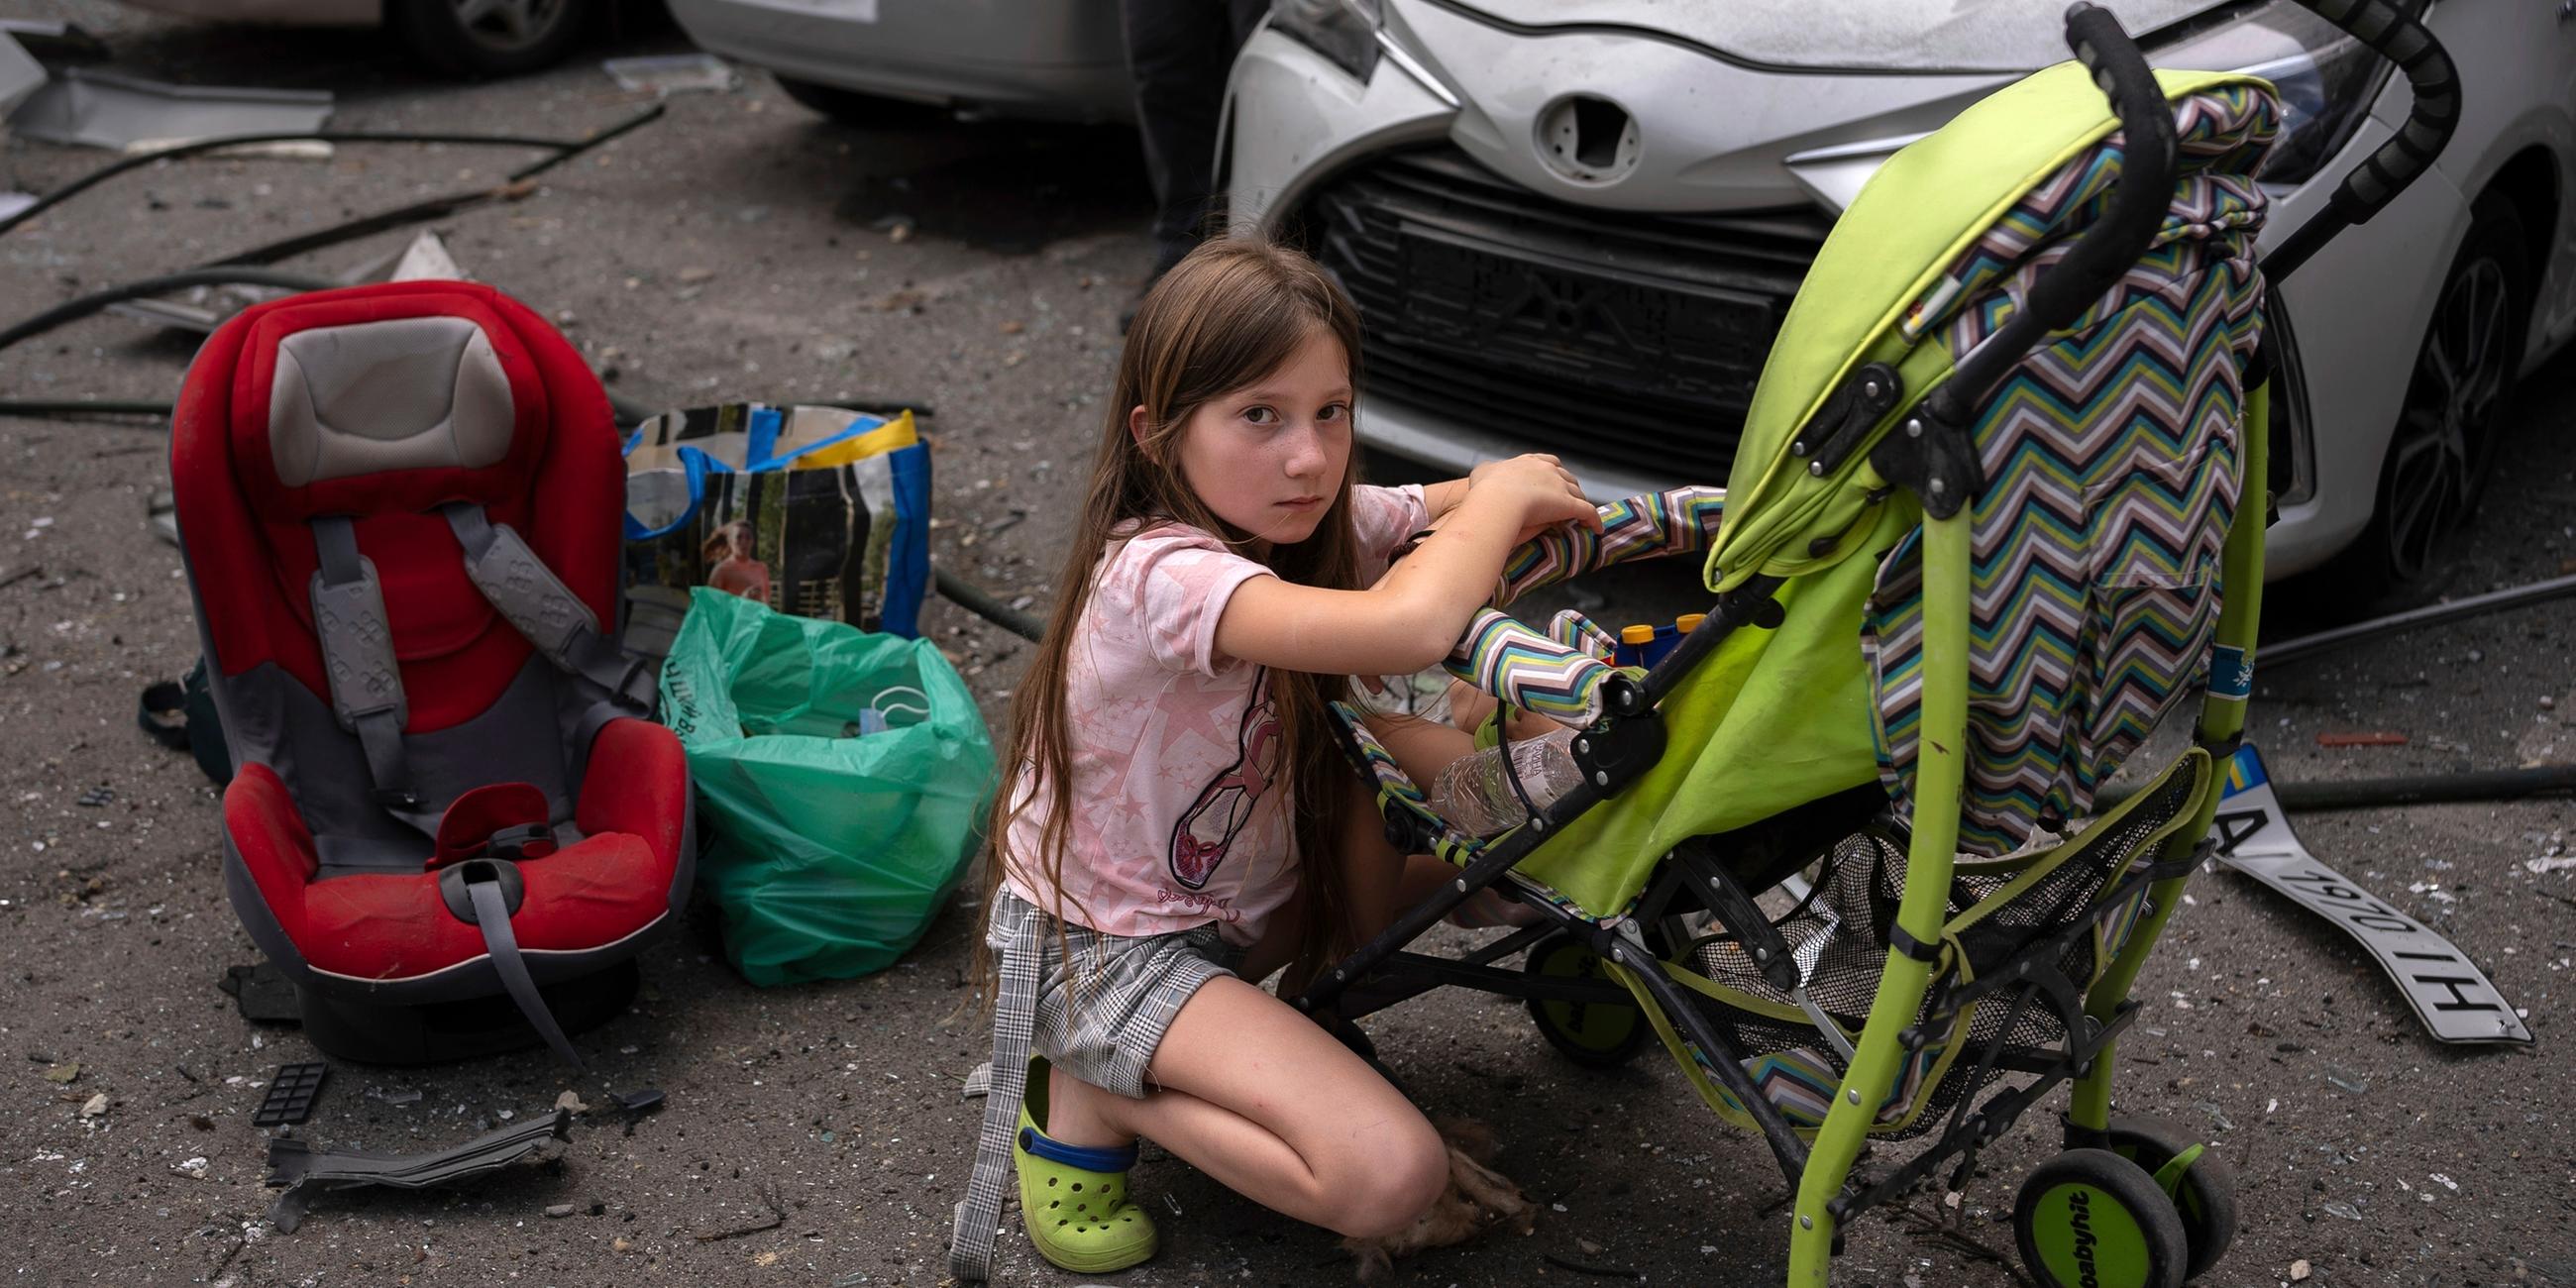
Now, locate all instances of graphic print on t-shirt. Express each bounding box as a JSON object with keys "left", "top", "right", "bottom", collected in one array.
[{"left": 1168, "top": 668, "right": 1279, "bottom": 890}]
